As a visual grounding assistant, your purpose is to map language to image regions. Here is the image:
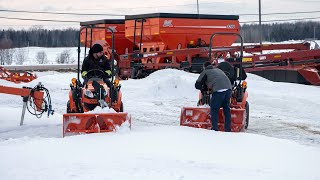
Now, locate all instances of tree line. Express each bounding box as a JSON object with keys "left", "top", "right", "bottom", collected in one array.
[
  {"left": 0, "top": 21, "right": 319, "bottom": 49},
  {"left": 0, "top": 27, "right": 78, "bottom": 48},
  {"left": 241, "top": 21, "right": 319, "bottom": 43}
]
